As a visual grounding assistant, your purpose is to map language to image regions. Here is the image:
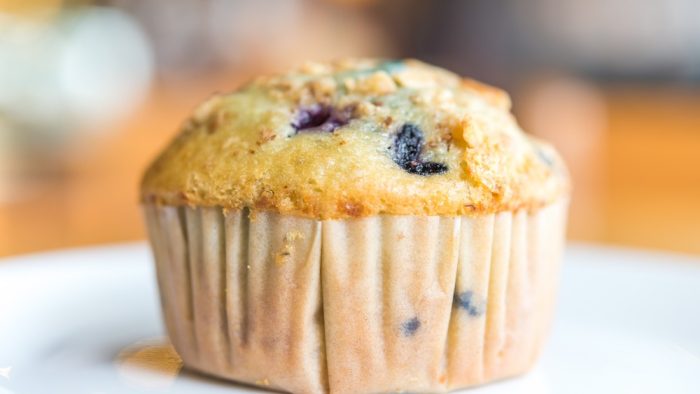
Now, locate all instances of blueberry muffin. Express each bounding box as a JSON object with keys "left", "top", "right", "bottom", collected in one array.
[{"left": 141, "top": 59, "right": 569, "bottom": 394}]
